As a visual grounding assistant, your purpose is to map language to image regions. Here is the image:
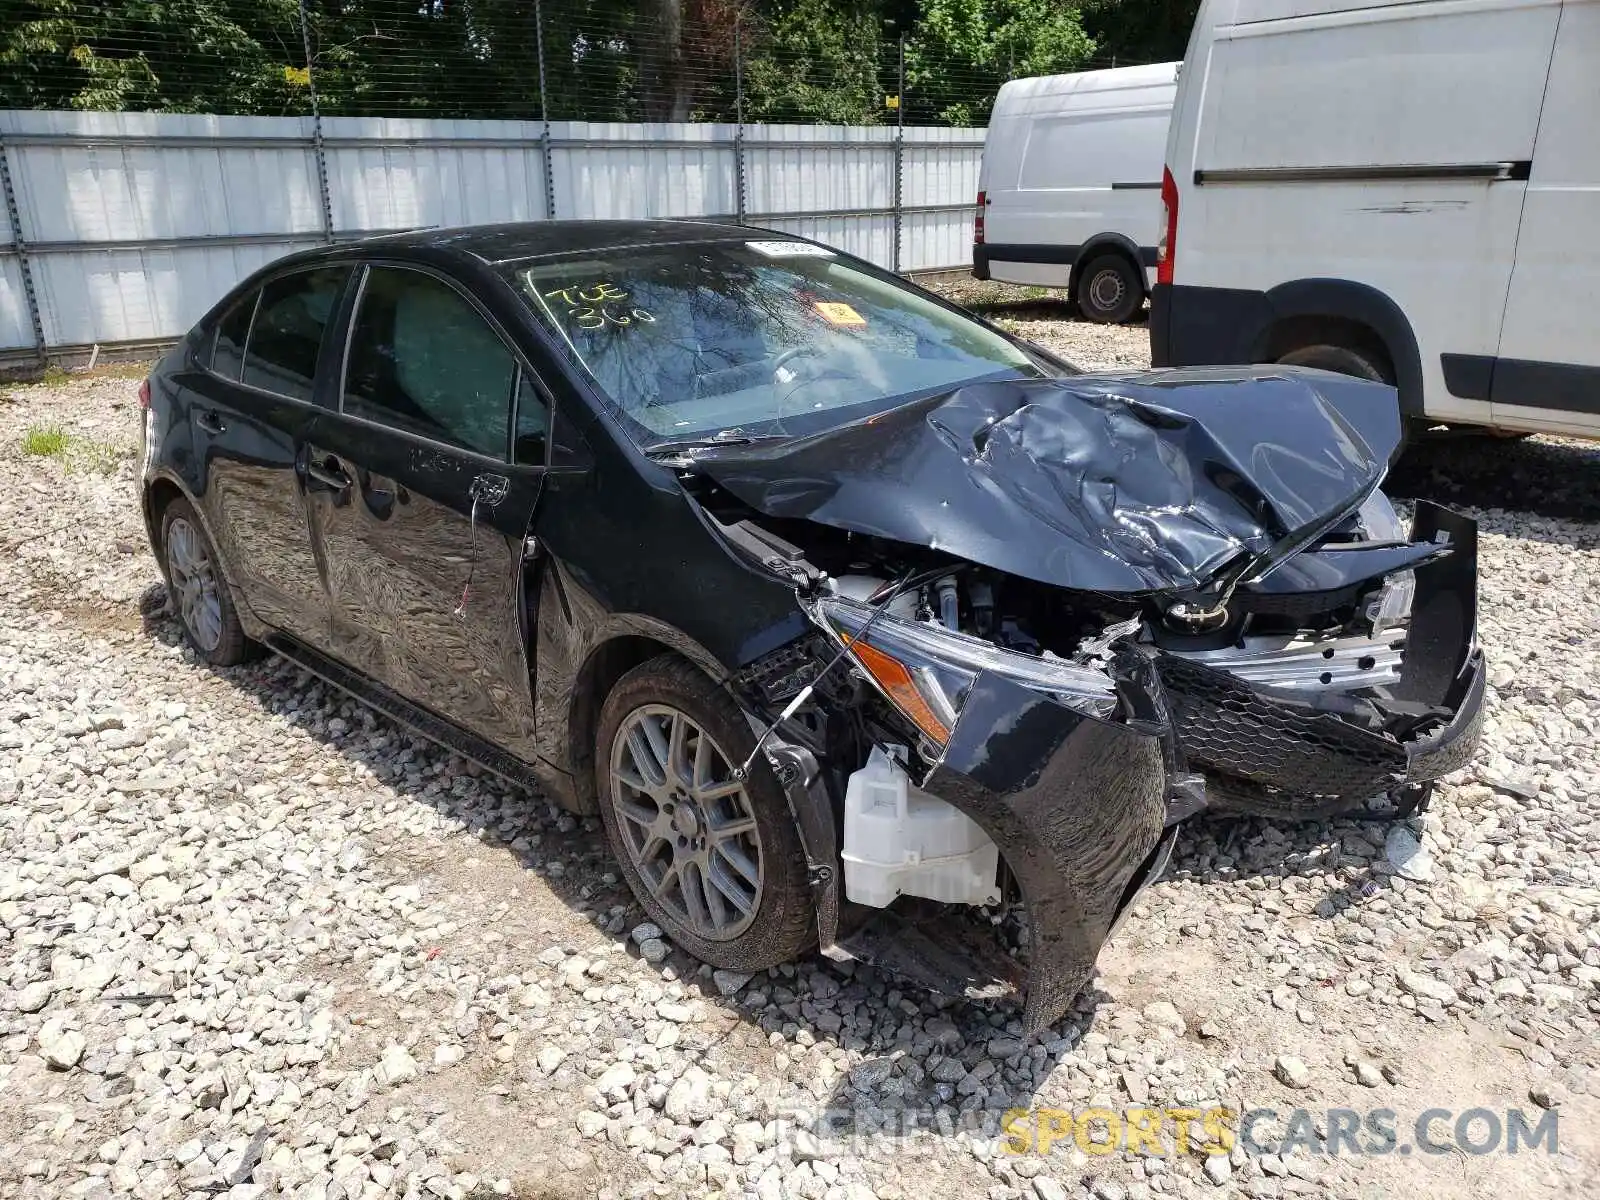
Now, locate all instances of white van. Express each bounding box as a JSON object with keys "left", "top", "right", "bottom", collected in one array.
[
  {"left": 1152, "top": 0, "right": 1600, "bottom": 437},
  {"left": 974, "top": 62, "right": 1178, "bottom": 324}
]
